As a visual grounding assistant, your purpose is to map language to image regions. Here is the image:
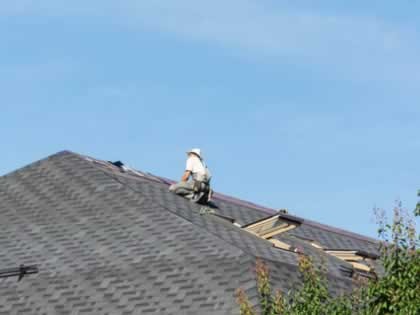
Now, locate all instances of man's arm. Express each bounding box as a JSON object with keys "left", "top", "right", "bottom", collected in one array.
[{"left": 181, "top": 170, "right": 191, "bottom": 182}]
